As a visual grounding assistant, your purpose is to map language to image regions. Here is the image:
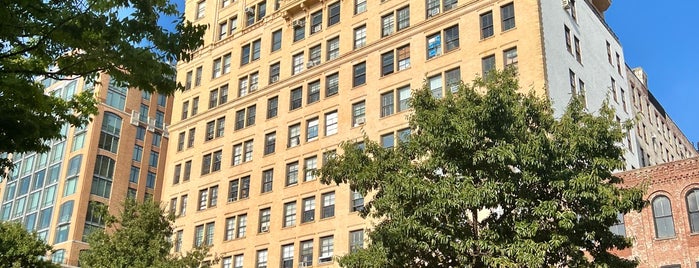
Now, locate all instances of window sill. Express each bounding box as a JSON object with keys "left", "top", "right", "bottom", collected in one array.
[{"left": 654, "top": 236, "right": 677, "bottom": 241}]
